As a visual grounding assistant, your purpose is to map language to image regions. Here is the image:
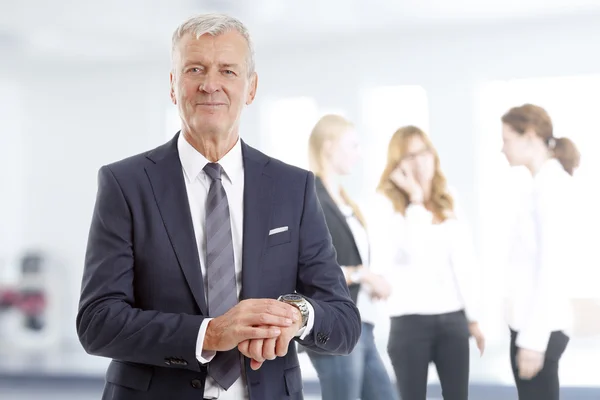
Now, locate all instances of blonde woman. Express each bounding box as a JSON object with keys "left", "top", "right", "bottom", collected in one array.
[
  {"left": 306, "top": 115, "right": 398, "bottom": 400},
  {"left": 501, "top": 104, "right": 579, "bottom": 400},
  {"left": 369, "top": 126, "right": 484, "bottom": 400}
]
